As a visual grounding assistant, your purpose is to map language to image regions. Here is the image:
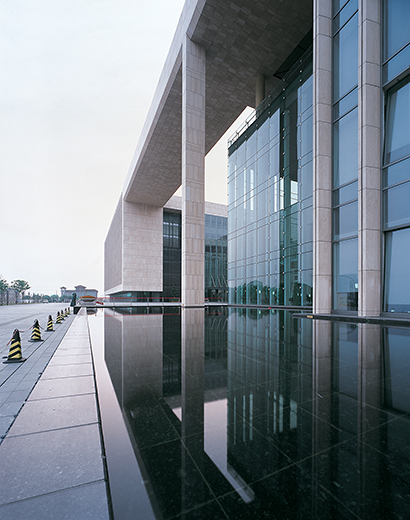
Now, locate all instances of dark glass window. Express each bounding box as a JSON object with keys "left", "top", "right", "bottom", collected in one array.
[
  {"left": 333, "top": 11, "right": 358, "bottom": 101},
  {"left": 333, "top": 201, "right": 358, "bottom": 239},
  {"left": 332, "top": 0, "right": 358, "bottom": 312},
  {"left": 384, "top": 227, "right": 410, "bottom": 312},
  {"left": 383, "top": 0, "right": 410, "bottom": 61},
  {"left": 333, "top": 108, "right": 358, "bottom": 188},
  {"left": 333, "top": 238, "right": 358, "bottom": 311},
  {"left": 384, "top": 79, "right": 410, "bottom": 164}
]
